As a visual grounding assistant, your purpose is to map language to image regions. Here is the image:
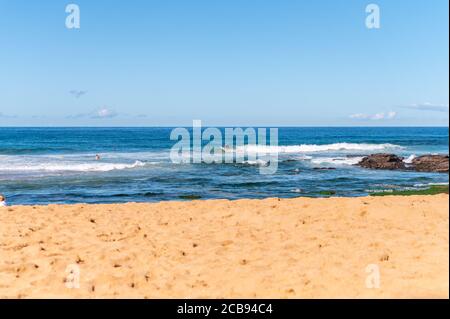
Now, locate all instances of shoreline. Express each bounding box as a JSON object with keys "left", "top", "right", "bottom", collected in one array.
[
  {"left": 1, "top": 195, "right": 448, "bottom": 298},
  {"left": 3, "top": 181, "right": 449, "bottom": 208}
]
